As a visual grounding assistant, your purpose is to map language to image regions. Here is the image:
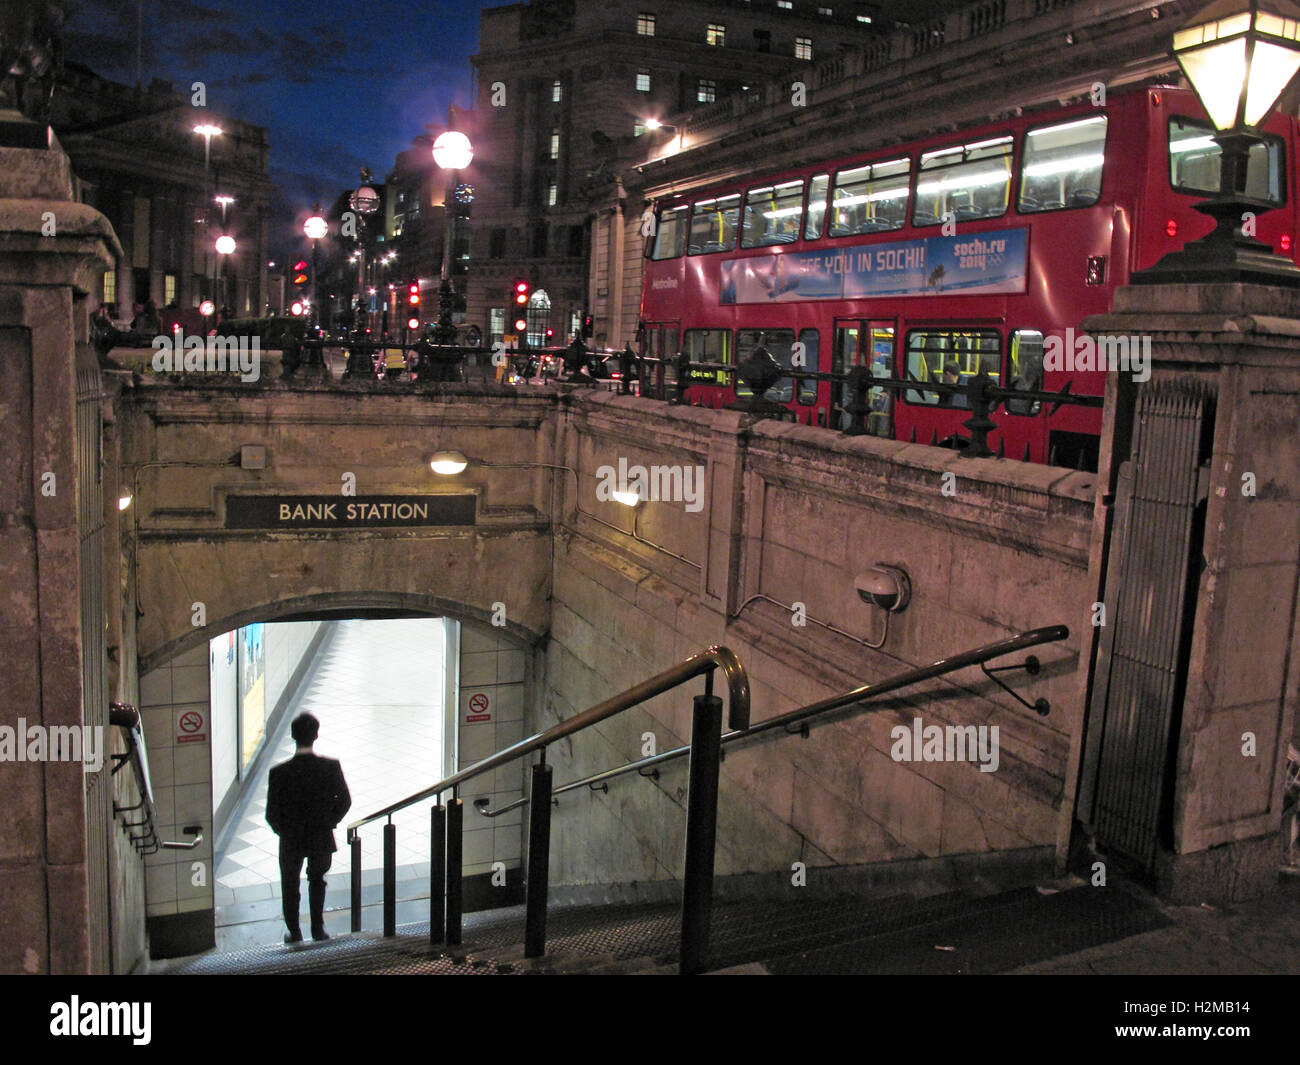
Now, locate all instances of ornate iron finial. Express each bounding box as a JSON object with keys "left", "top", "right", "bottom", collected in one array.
[{"left": 0, "top": 0, "right": 65, "bottom": 125}]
